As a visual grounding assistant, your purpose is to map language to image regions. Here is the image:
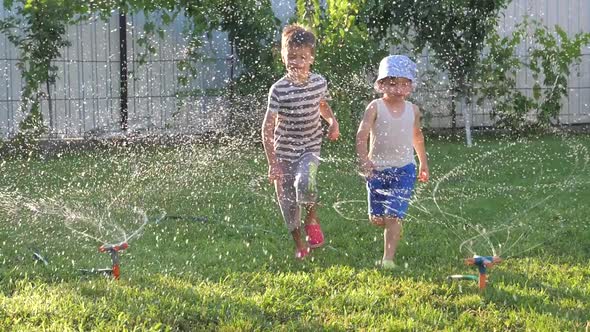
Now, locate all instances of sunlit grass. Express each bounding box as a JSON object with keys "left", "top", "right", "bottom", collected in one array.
[{"left": 1, "top": 134, "right": 589, "bottom": 330}]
